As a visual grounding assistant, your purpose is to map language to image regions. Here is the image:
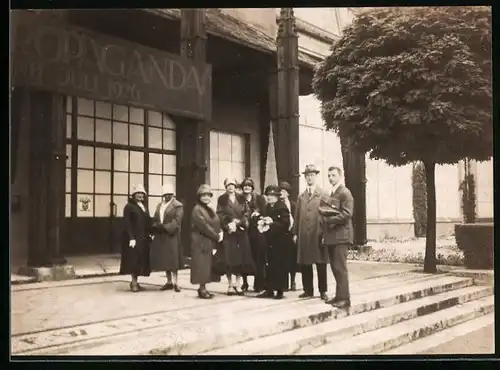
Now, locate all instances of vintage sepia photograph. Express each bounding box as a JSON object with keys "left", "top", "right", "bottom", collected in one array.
[{"left": 10, "top": 6, "right": 494, "bottom": 358}]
